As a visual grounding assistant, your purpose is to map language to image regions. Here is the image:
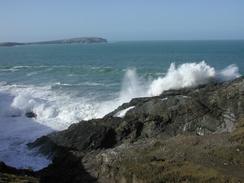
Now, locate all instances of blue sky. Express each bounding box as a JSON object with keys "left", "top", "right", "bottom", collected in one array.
[{"left": 0, "top": 0, "right": 244, "bottom": 42}]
